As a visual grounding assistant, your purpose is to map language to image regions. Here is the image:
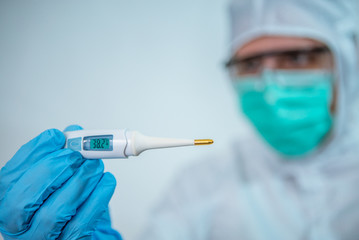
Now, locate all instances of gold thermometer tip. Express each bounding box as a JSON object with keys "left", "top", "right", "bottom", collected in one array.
[{"left": 194, "top": 139, "right": 214, "bottom": 145}]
